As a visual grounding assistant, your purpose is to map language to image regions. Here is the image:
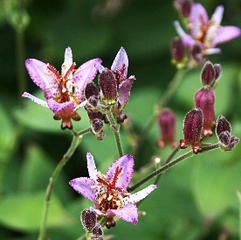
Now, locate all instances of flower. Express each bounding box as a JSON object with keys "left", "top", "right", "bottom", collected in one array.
[
  {"left": 174, "top": 3, "right": 241, "bottom": 56},
  {"left": 96, "top": 47, "right": 135, "bottom": 122},
  {"left": 215, "top": 115, "right": 239, "bottom": 151},
  {"left": 22, "top": 47, "right": 101, "bottom": 129},
  {"left": 69, "top": 153, "right": 156, "bottom": 227}
]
